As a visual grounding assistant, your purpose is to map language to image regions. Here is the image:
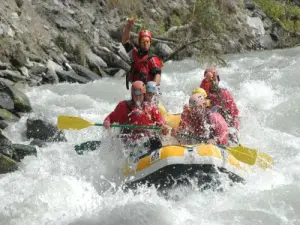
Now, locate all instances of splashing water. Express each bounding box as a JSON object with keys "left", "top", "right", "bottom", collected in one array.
[{"left": 1, "top": 47, "right": 300, "bottom": 225}]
